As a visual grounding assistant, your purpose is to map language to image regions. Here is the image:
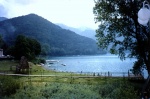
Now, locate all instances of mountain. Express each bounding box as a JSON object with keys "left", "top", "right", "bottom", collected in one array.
[
  {"left": 0, "top": 14, "right": 105, "bottom": 56},
  {"left": 0, "top": 17, "right": 8, "bottom": 22},
  {"left": 57, "top": 23, "right": 97, "bottom": 40},
  {"left": 56, "top": 23, "right": 81, "bottom": 34},
  {"left": 80, "top": 29, "right": 97, "bottom": 40}
]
